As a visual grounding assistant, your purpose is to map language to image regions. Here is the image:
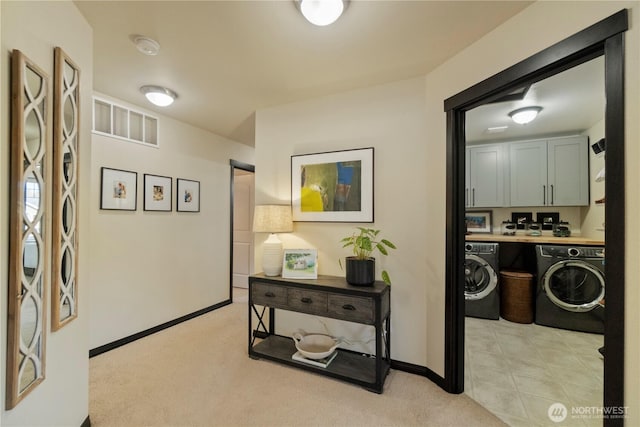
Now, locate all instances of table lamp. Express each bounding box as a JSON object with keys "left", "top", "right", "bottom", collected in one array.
[{"left": 253, "top": 205, "right": 294, "bottom": 276}]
